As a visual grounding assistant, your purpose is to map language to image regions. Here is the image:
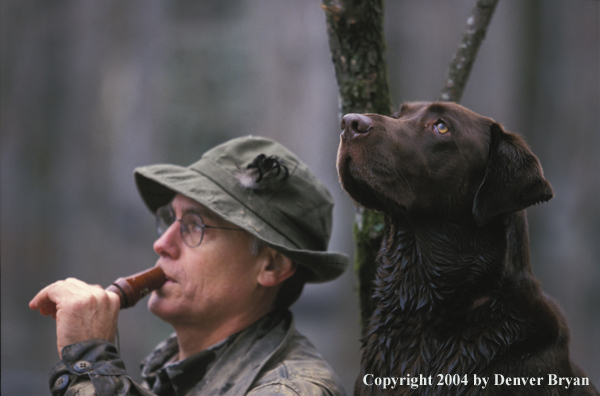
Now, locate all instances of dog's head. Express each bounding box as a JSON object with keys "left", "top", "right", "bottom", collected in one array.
[{"left": 336, "top": 102, "right": 553, "bottom": 226}]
